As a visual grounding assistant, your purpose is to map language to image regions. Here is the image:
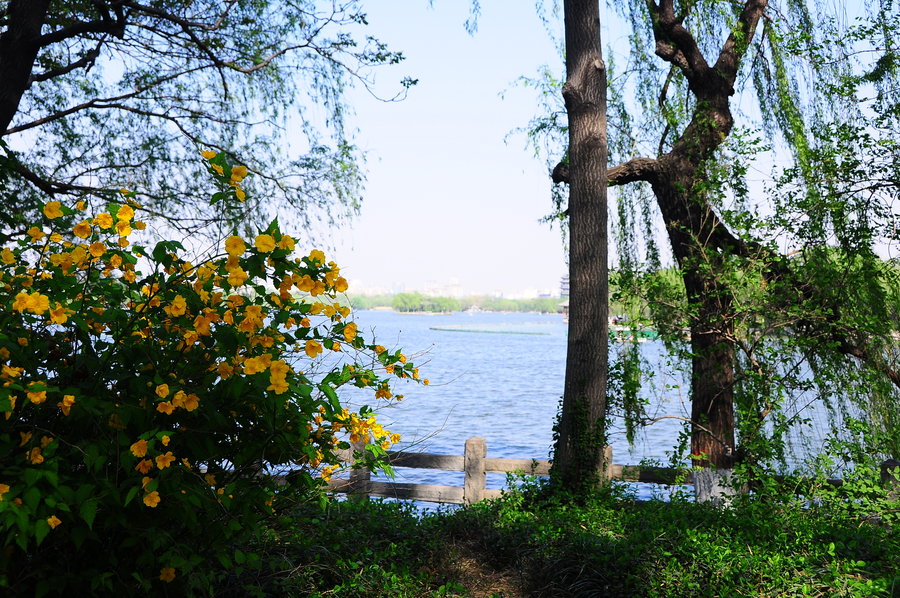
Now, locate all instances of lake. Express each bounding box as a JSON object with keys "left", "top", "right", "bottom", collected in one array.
[{"left": 341, "top": 309, "right": 693, "bottom": 502}]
